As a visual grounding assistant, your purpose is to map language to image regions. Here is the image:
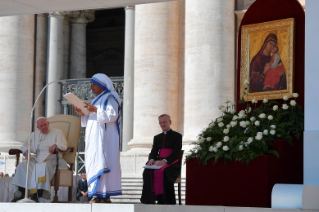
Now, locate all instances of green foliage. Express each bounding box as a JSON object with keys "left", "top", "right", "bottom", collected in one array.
[{"left": 185, "top": 94, "right": 304, "bottom": 165}]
